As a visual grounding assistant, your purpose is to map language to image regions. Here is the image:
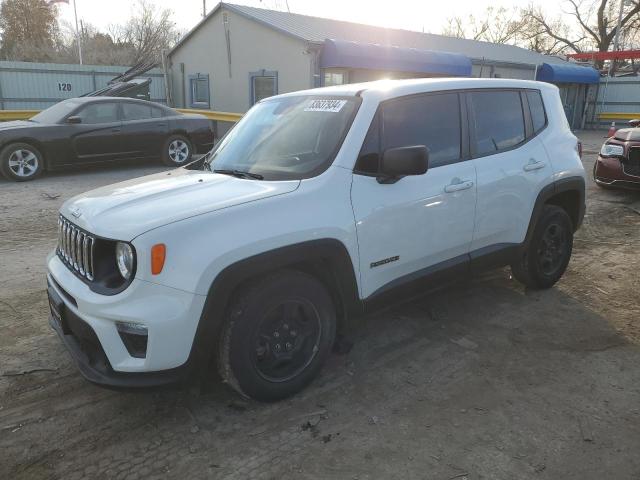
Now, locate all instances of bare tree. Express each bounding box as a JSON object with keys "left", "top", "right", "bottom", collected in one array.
[
  {"left": 443, "top": 7, "right": 526, "bottom": 44},
  {"left": 523, "top": 0, "right": 640, "bottom": 55},
  {"left": 57, "top": 20, "right": 135, "bottom": 65},
  {"left": 0, "top": 0, "right": 61, "bottom": 61},
  {"left": 111, "top": 0, "right": 181, "bottom": 65}
]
